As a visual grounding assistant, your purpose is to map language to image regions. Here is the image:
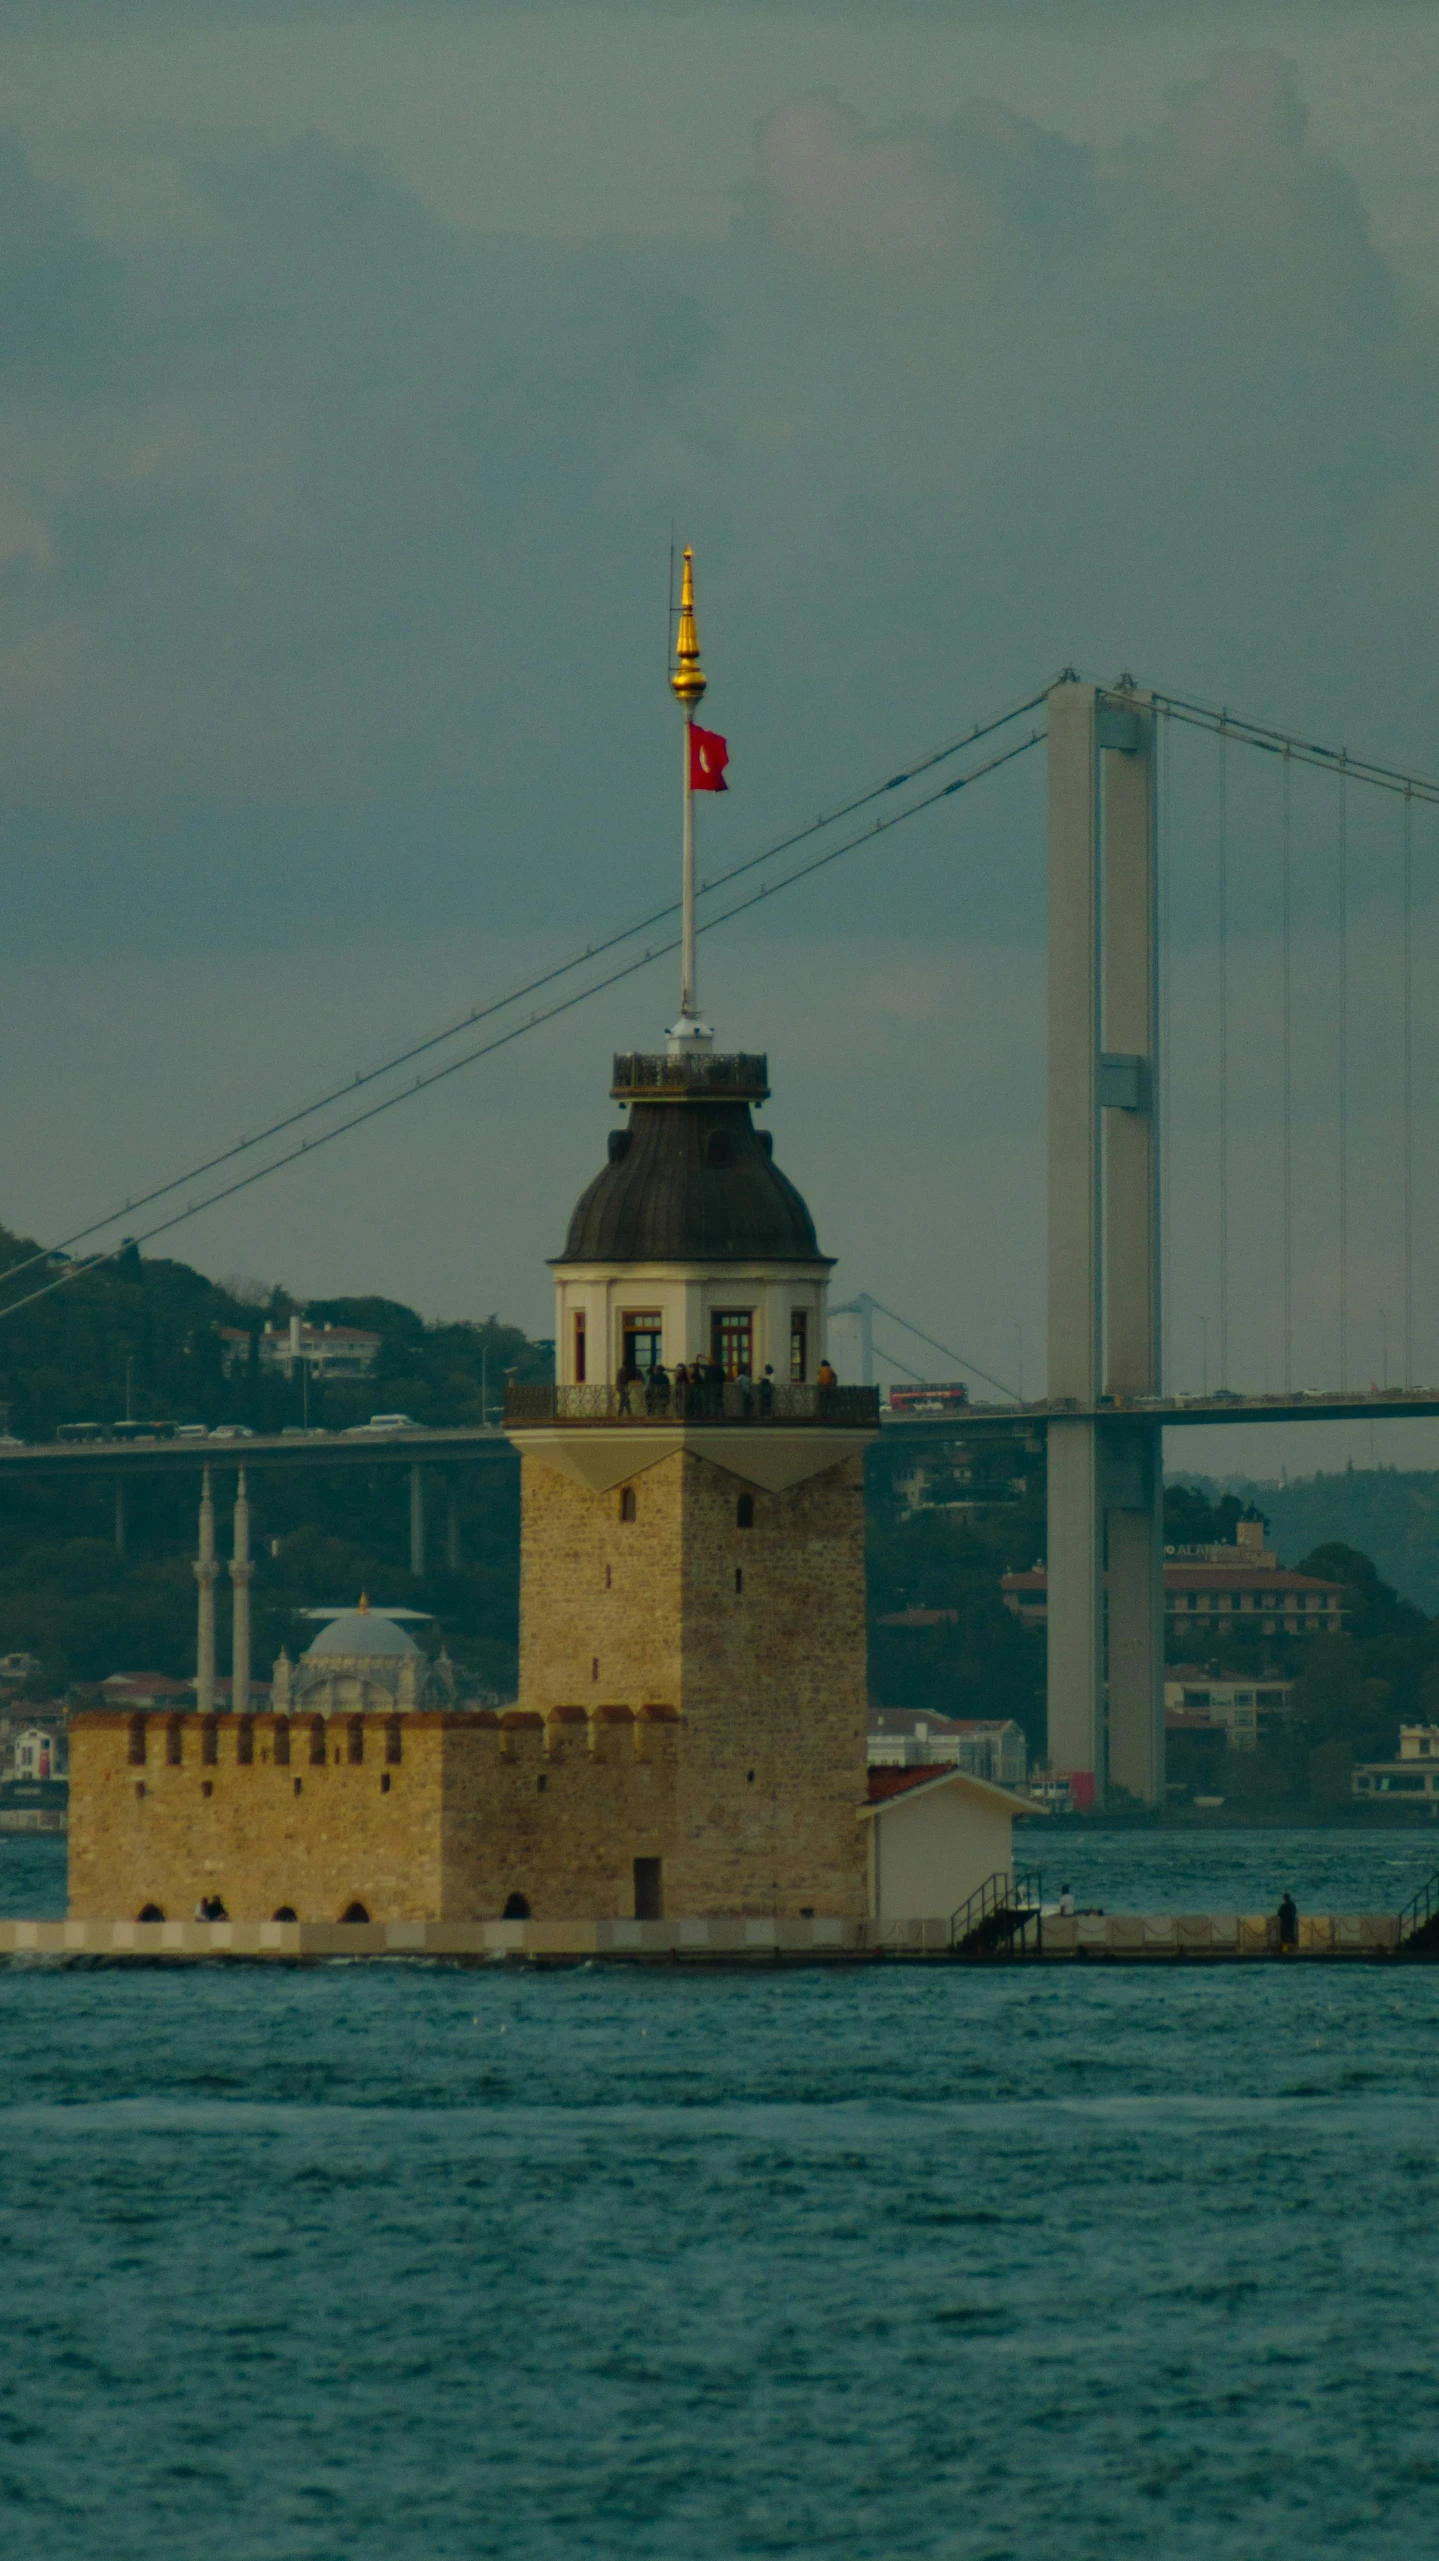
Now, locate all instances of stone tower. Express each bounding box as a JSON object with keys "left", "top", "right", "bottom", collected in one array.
[
  {"left": 505, "top": 549, "right": 878, "bottom": 1916},
  {"left": 506, "top": 1045, "right": 878, "bottom": 1916}
]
